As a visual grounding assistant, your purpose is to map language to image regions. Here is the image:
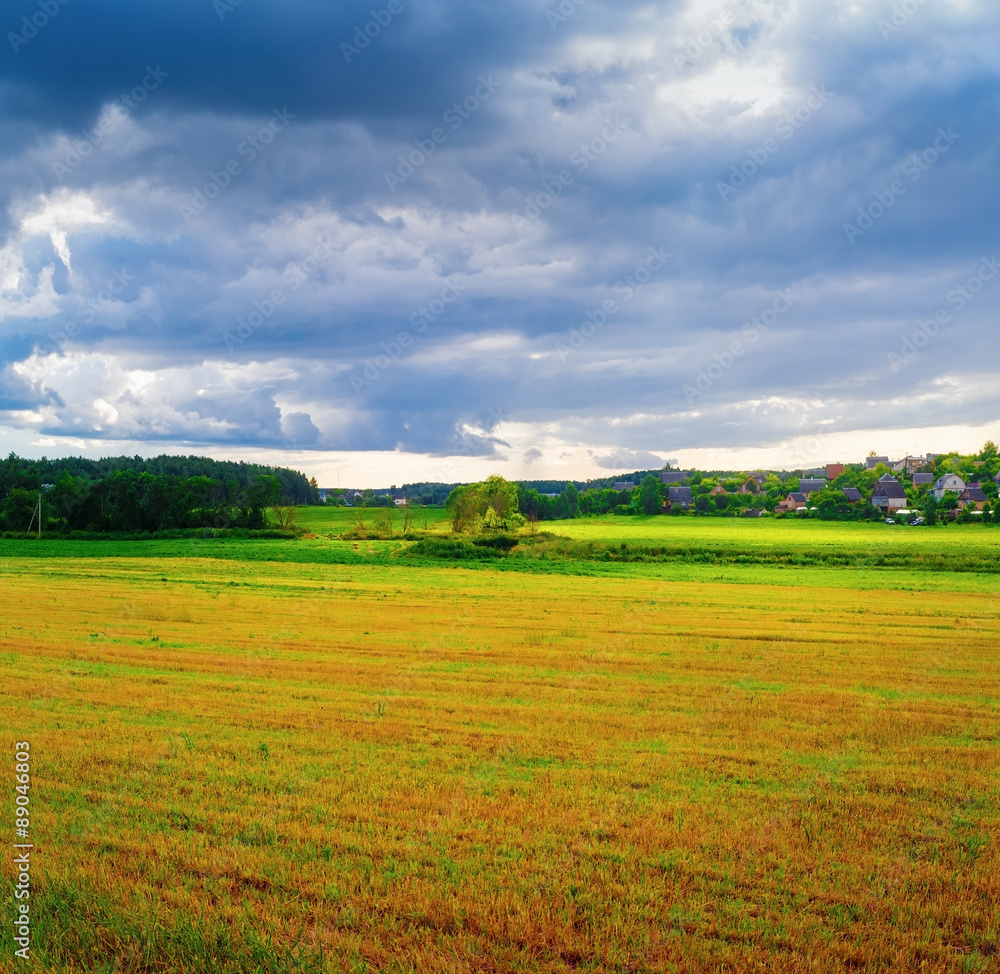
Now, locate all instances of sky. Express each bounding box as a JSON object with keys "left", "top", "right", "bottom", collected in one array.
[{"left": 1, "top": 0, "right": 998, "bottom": 487}]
